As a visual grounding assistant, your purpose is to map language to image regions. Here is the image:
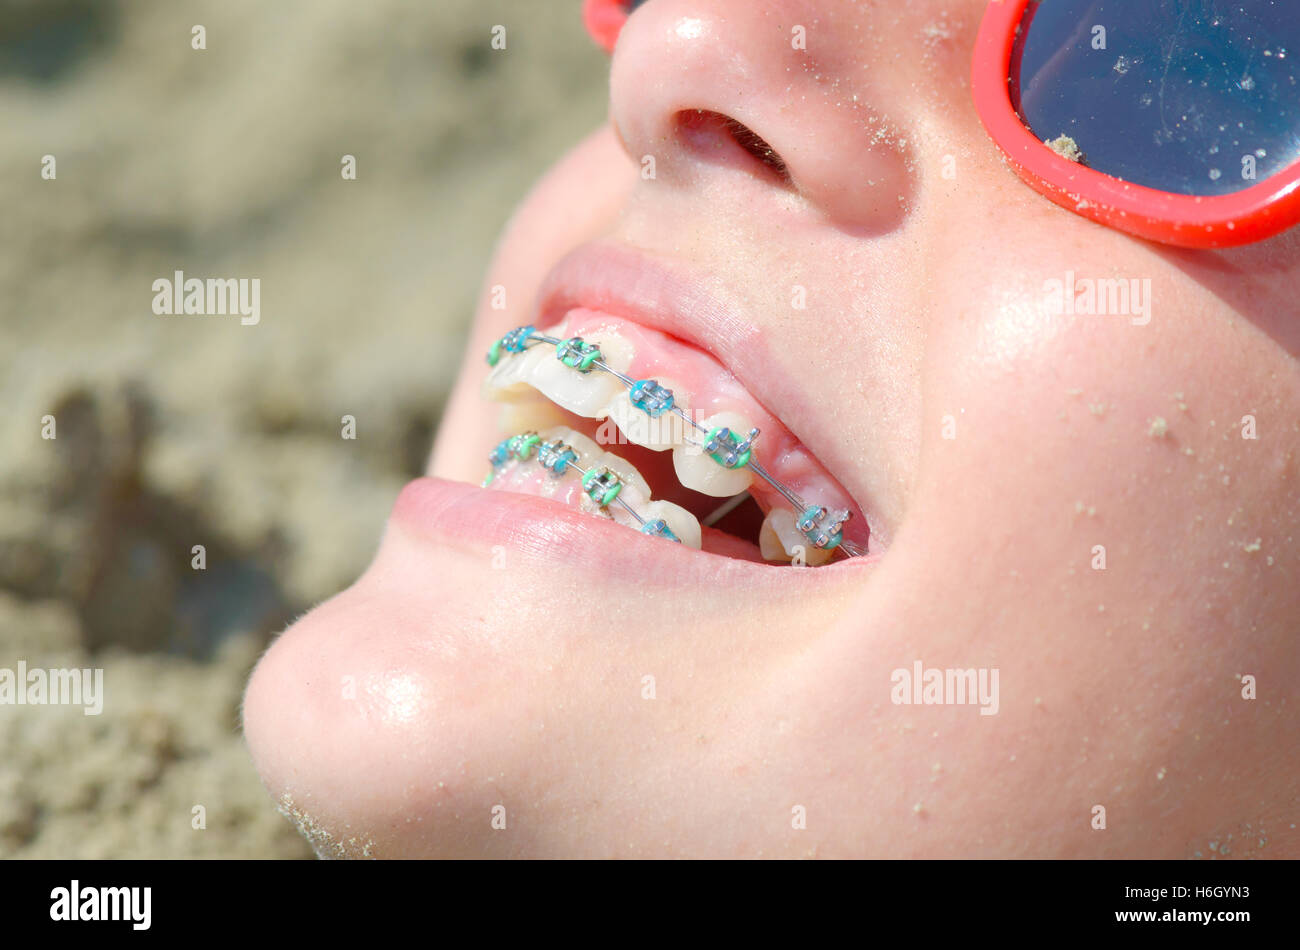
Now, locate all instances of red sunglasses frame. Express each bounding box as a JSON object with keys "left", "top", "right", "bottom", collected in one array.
[
  {"left": 972, "top": 0, "right": 1300, "bottom": 248},
  {"left": 582, "top": 0, "right": 630, "bottom": 53}
]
